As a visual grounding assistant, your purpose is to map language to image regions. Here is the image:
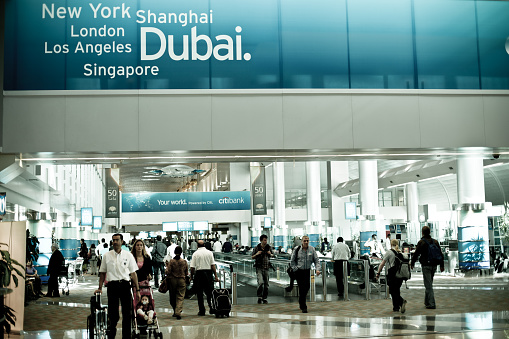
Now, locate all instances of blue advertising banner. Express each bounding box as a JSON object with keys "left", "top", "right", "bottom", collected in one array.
[
  {"left": 0, "top": 193, "right": 6, "bottom": 217},
  {"left": 4, "top": 0, "right": 509, "bottom": 91},
  {"left": 122, "top": 191, "right": 251, "bottom": 212}
]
